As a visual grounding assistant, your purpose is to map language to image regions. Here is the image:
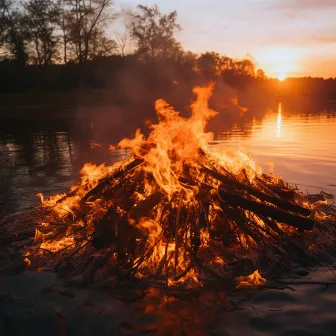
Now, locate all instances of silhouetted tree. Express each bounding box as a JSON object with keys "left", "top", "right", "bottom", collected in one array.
[
  {"left": 219, "top": 56, "right": 234, "bottom": 72},
  {"left": 64, "top": 0, "right": 117, "bottom": 63},
  {"left": 59, "top": 2, "right": 67, "bottom": 63},
  {"left": 256, "top": 68, "right": 266, "bottom": 80},
  {"left": 128, "top": 5, "right": 182, "bottom": 62},
  {"left": 24, "top": 0, "right": 60, "bottom": 65},
  {"left": 115, "top": 27, "right": 133, "bottom": 59},
  {"left": 0, "top": 0, "right": 29, "bottom": 66},
  {"left": 196, "top": 52, "right": 222, "bottom": 80},
  {"left": 233, "top": 59, "right": 255, "bottom": 77}
]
